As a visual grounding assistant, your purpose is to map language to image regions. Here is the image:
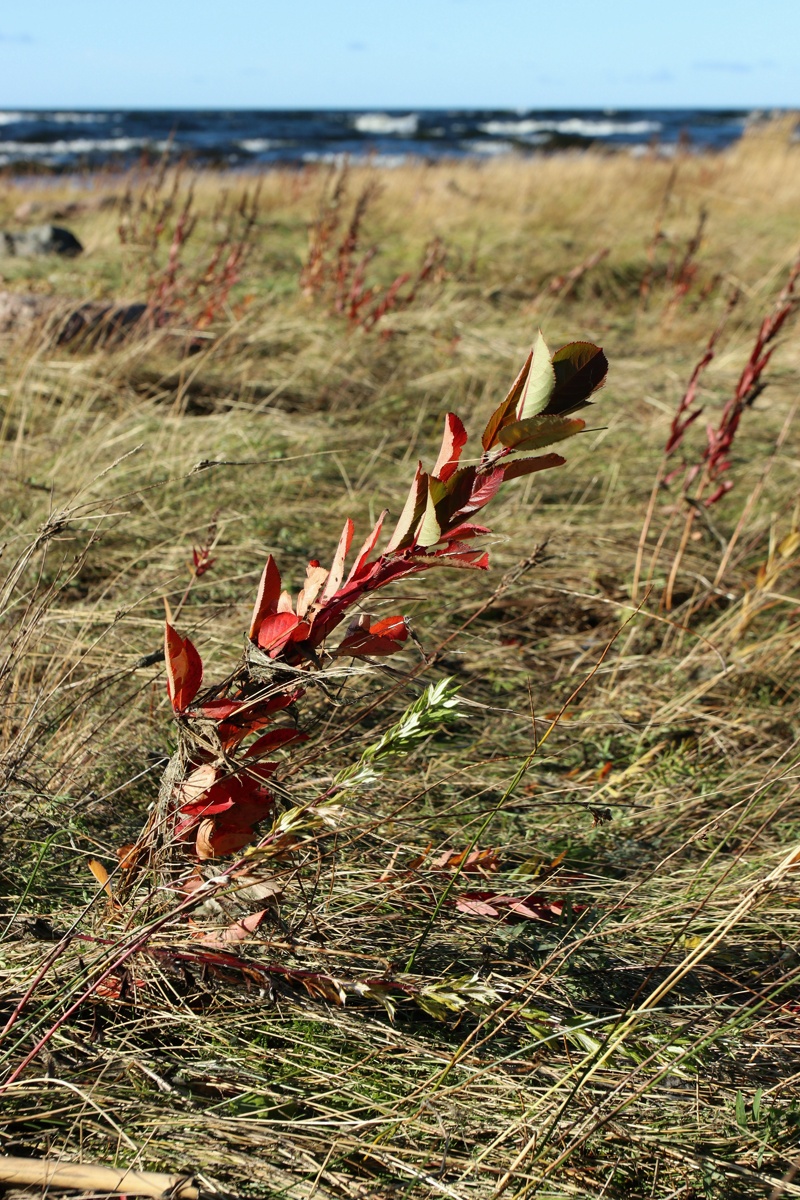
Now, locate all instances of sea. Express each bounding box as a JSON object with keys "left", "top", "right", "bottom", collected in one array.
[{"left": 0, "top": 108, "right": 783, "bottom": 172}]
